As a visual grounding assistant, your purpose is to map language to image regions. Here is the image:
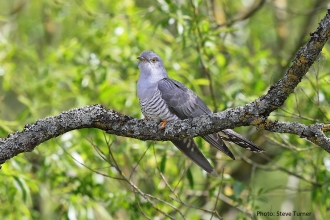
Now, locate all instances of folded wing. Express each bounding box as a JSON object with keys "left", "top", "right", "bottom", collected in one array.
[{"left": 158, "top": 78, "right": 234, "bottom": 159}]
